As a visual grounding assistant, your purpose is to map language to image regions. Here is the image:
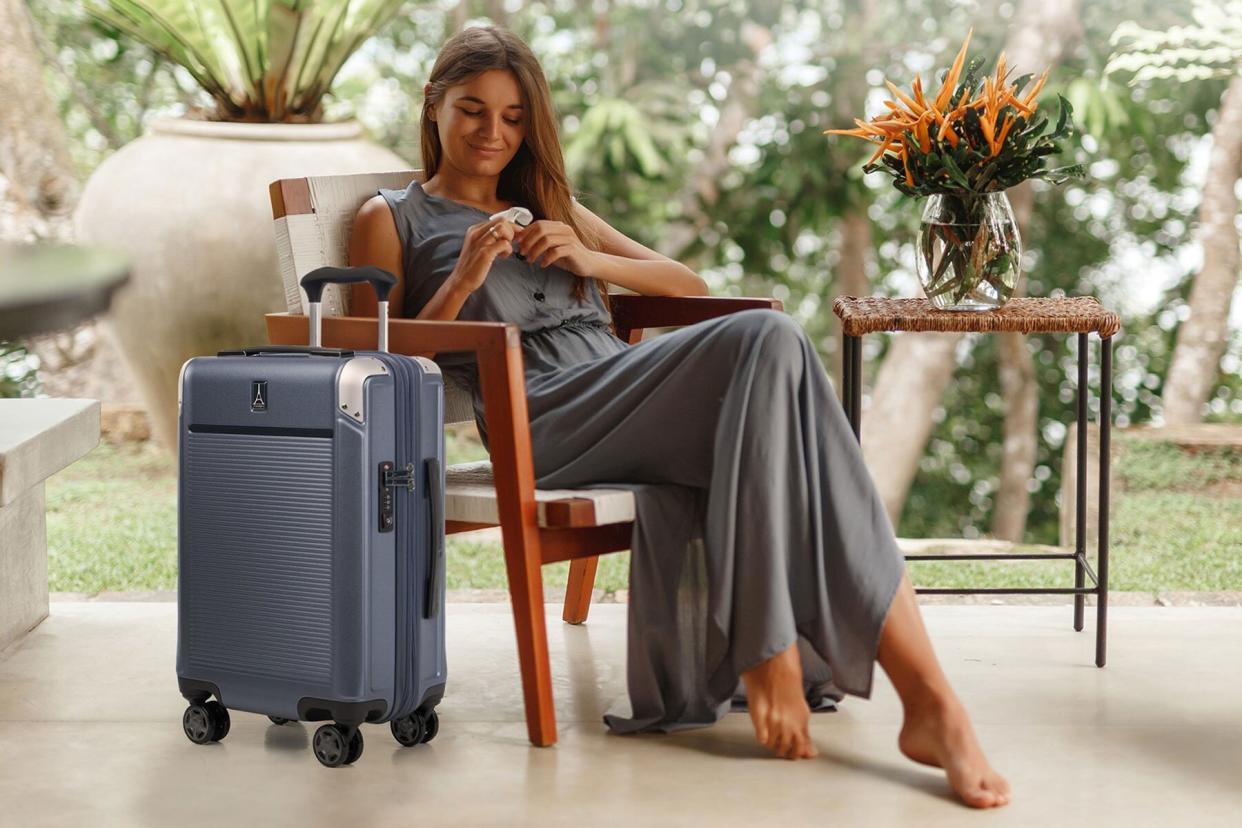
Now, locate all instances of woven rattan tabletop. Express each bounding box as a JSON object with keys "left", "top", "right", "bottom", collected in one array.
[{"left": 832, "top": 296, "right": 1120, "bottom": 338}]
